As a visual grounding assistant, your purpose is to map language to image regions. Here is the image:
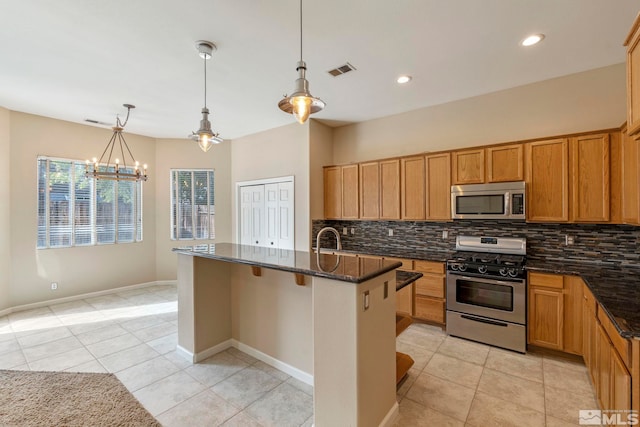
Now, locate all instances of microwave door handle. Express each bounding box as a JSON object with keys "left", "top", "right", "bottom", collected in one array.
[{"left": 504, "top": 192, "right": 510, "bottom": 216}]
